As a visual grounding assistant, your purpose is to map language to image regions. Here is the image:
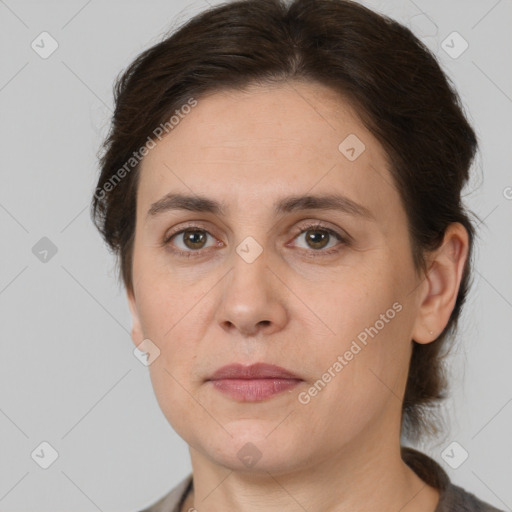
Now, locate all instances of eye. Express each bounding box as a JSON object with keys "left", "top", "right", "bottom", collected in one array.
[
  {"left": 164, "top": 227, "right": 219, "bottom": 256},
  {"left": 291, "top": 223, "right": 347, "bottom": 254}
]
